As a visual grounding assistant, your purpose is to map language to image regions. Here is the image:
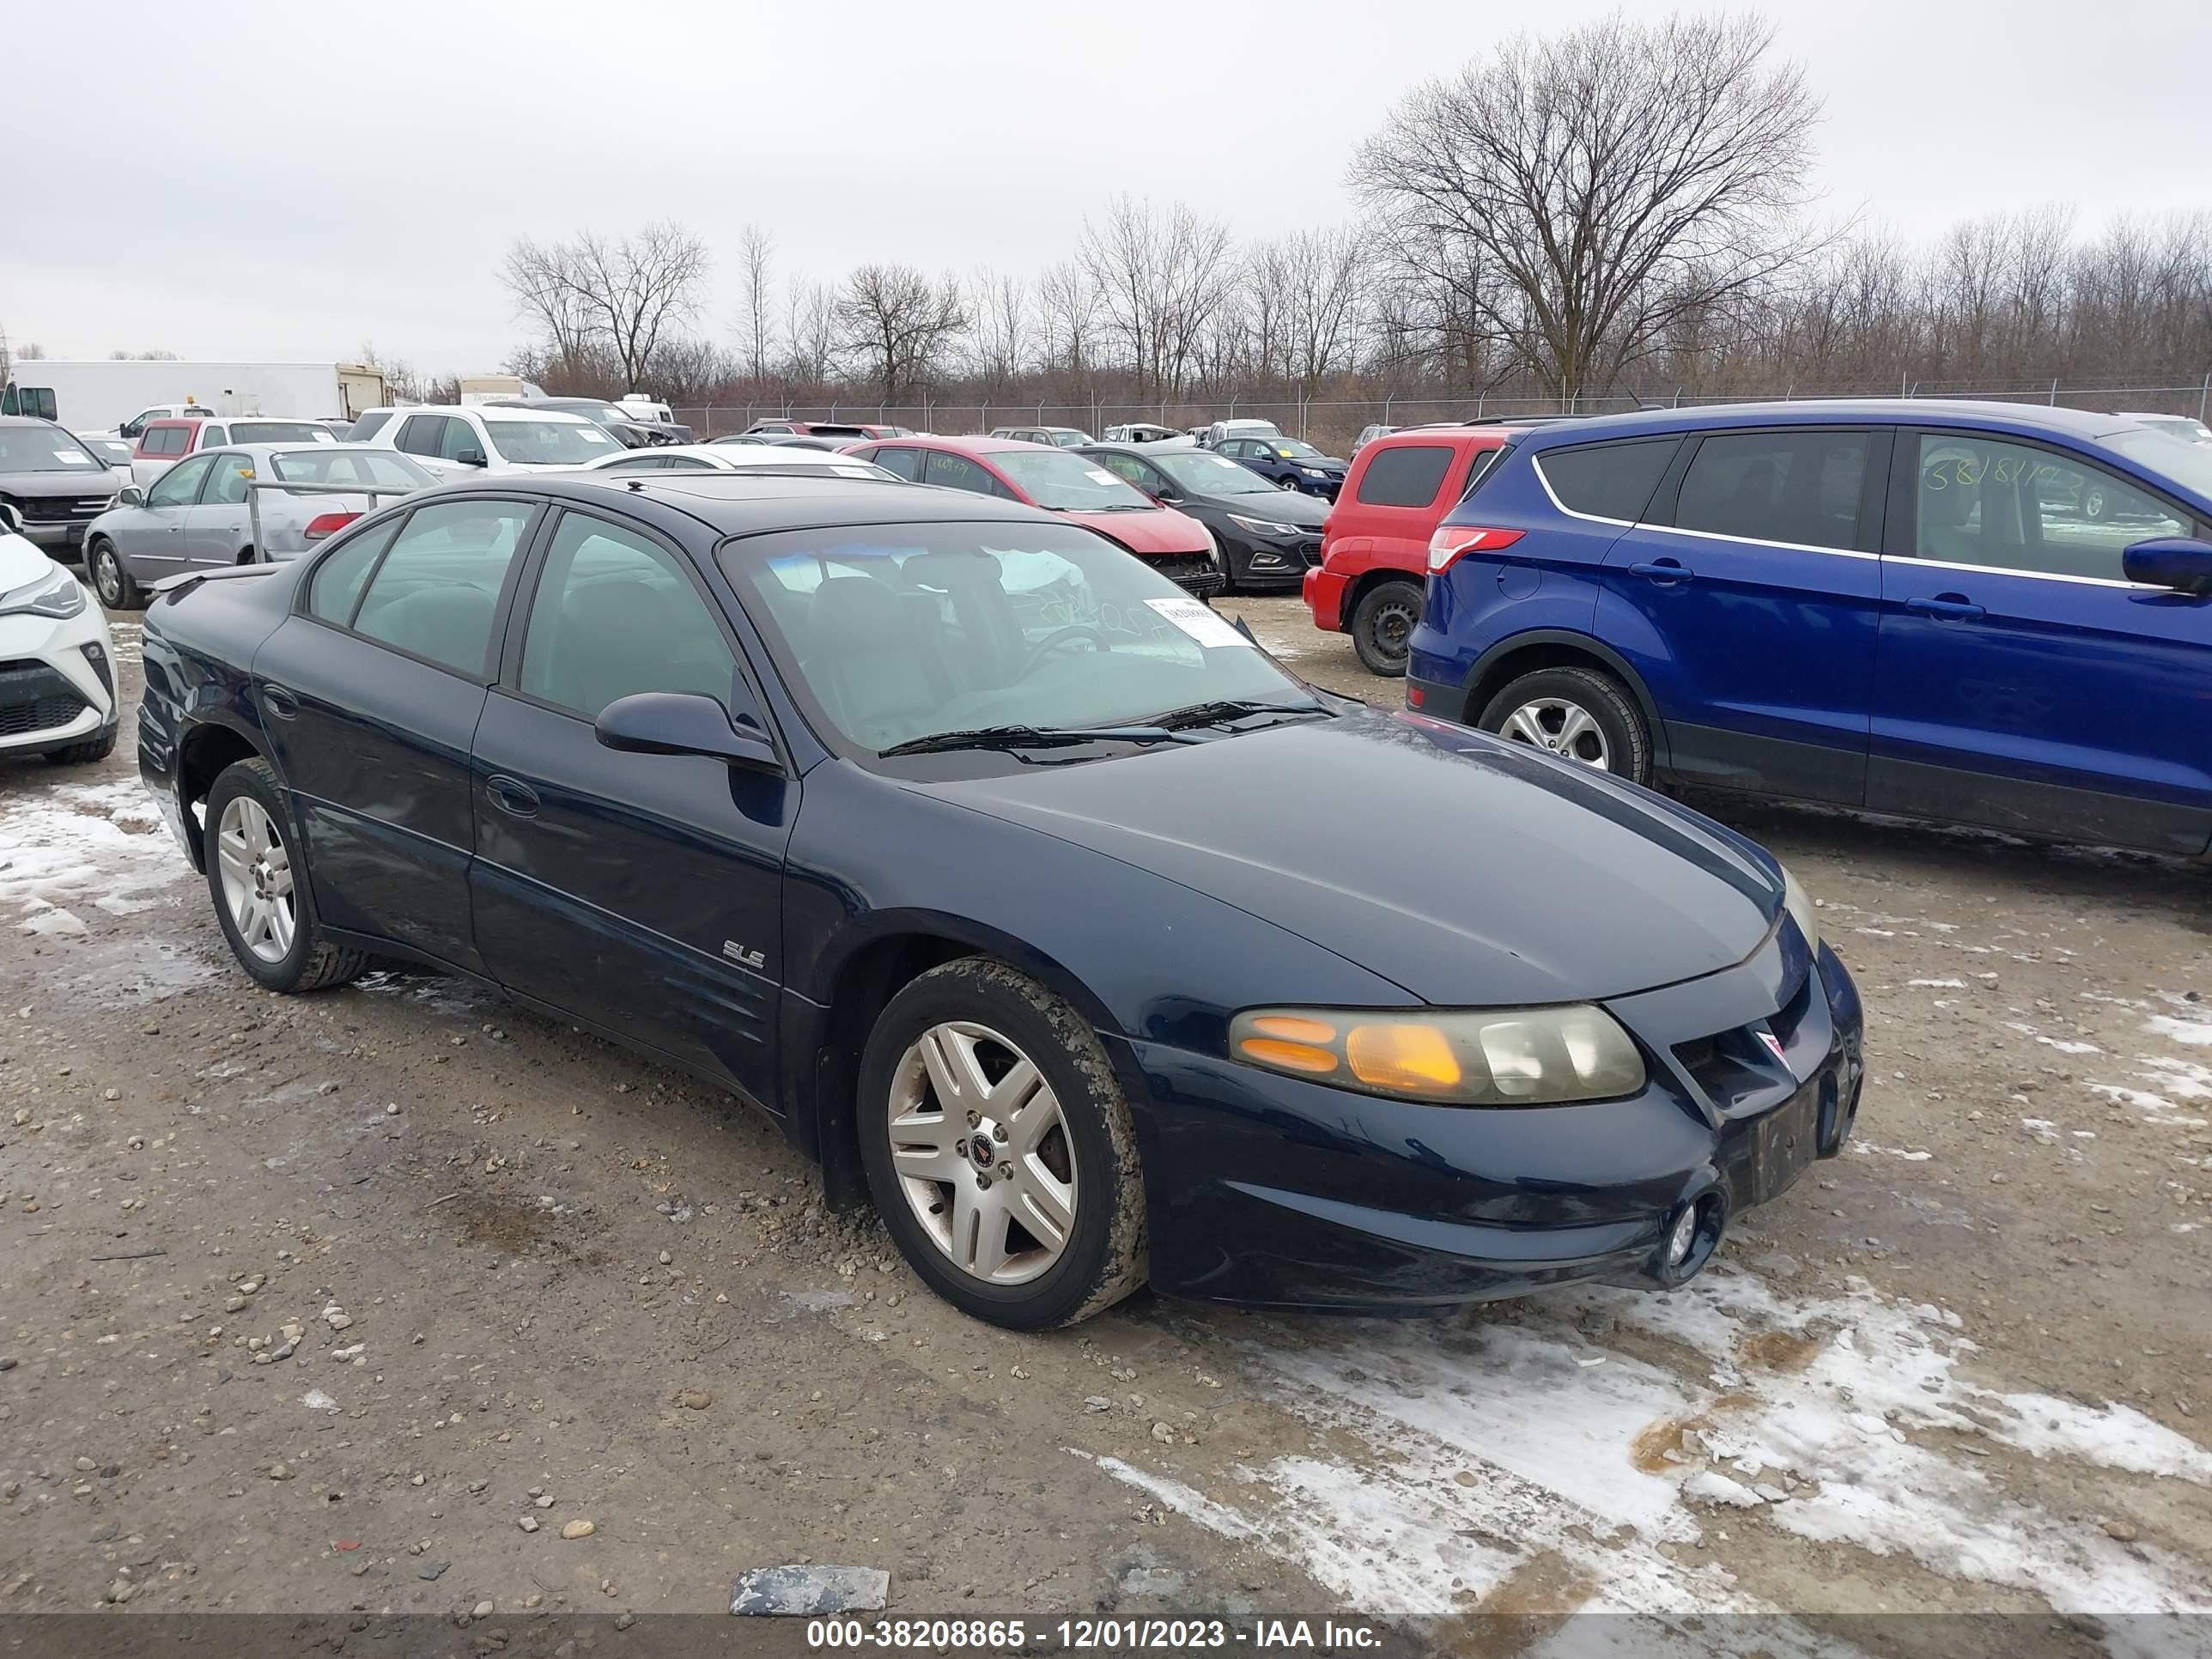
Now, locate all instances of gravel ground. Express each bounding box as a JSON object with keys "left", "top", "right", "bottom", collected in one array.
[{"left": 1, "top": 598, "right": 2208, "bottom": 1648}]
